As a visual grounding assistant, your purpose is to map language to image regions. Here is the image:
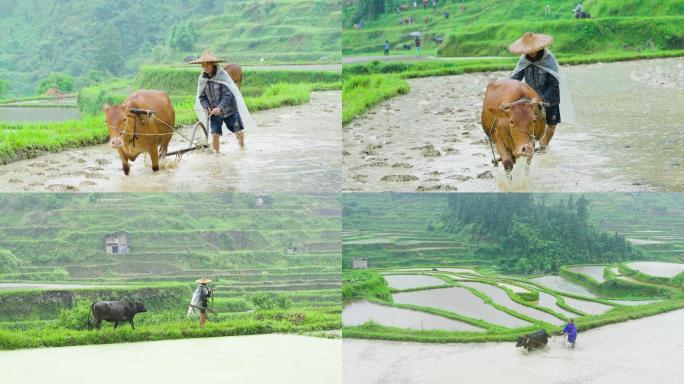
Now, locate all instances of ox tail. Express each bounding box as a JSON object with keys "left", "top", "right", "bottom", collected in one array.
[{"left": 87, "top": 302, "right": 95, "bottom": 330}]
